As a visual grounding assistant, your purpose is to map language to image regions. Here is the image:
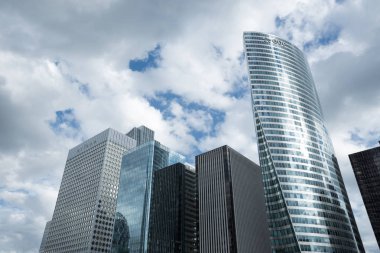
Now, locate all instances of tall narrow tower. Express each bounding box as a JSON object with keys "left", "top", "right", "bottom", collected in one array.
[{"left": 243, "top": 32, "right": 364, "bottom": 252}]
